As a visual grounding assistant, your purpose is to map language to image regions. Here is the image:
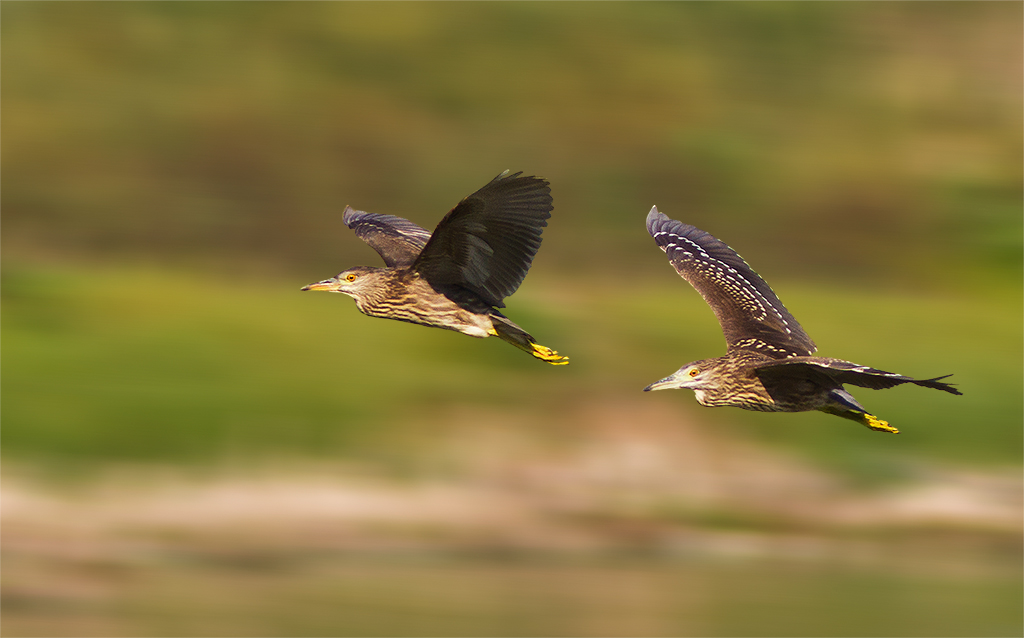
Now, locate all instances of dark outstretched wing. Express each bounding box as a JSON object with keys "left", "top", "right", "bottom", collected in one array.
[
  {"left": 646, "top": 207, "right": 816, "bottom": 358},
  {"left": 343, "top": 205, "right": 432, "bottom": 268},
  {"left": 755, "top": 357, "right": 962, "bottom": 395},
  {"left": 413, "top": 171, "right": 553, "bottom": 308}
]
